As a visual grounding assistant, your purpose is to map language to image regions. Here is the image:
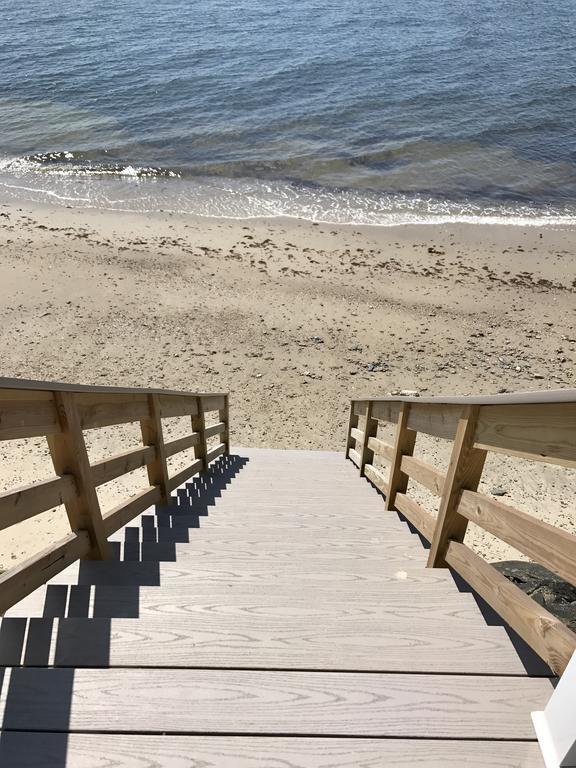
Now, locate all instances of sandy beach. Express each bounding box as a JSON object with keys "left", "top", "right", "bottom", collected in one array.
[{"left": 1, "top": 200, "right": 575, "bottom": 569}]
